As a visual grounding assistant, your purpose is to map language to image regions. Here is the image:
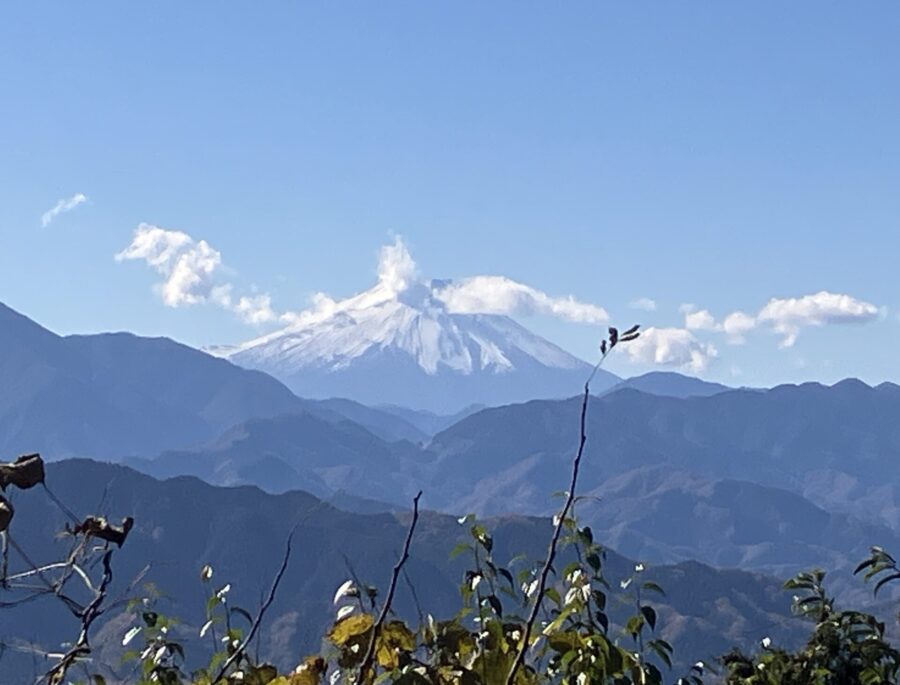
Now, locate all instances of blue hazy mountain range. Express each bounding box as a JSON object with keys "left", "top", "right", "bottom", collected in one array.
[
  {"left": 2, "top": 300, "right": 898, "bottom": 598},
  {"left": 1, "top": 300, "right": 898, "bottom": 680}
]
